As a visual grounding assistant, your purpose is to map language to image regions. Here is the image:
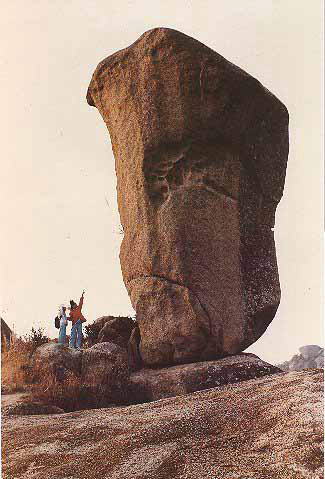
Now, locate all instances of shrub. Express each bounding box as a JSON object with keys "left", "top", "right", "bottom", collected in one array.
[
  {"left": 1, "top": 338, "right": 33, "bottom": 392},
  {"left": 1, "top": 327, "right": 49, "bottom": 393},
  {"left": 84, "top": 321, "right": 103, "bottom": 347},
  {"left": 23, "top": 327, "right": 49, "bottom": 352},
  {"left": 30, "top": 369, "right": 91, "bottom": 412}
]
